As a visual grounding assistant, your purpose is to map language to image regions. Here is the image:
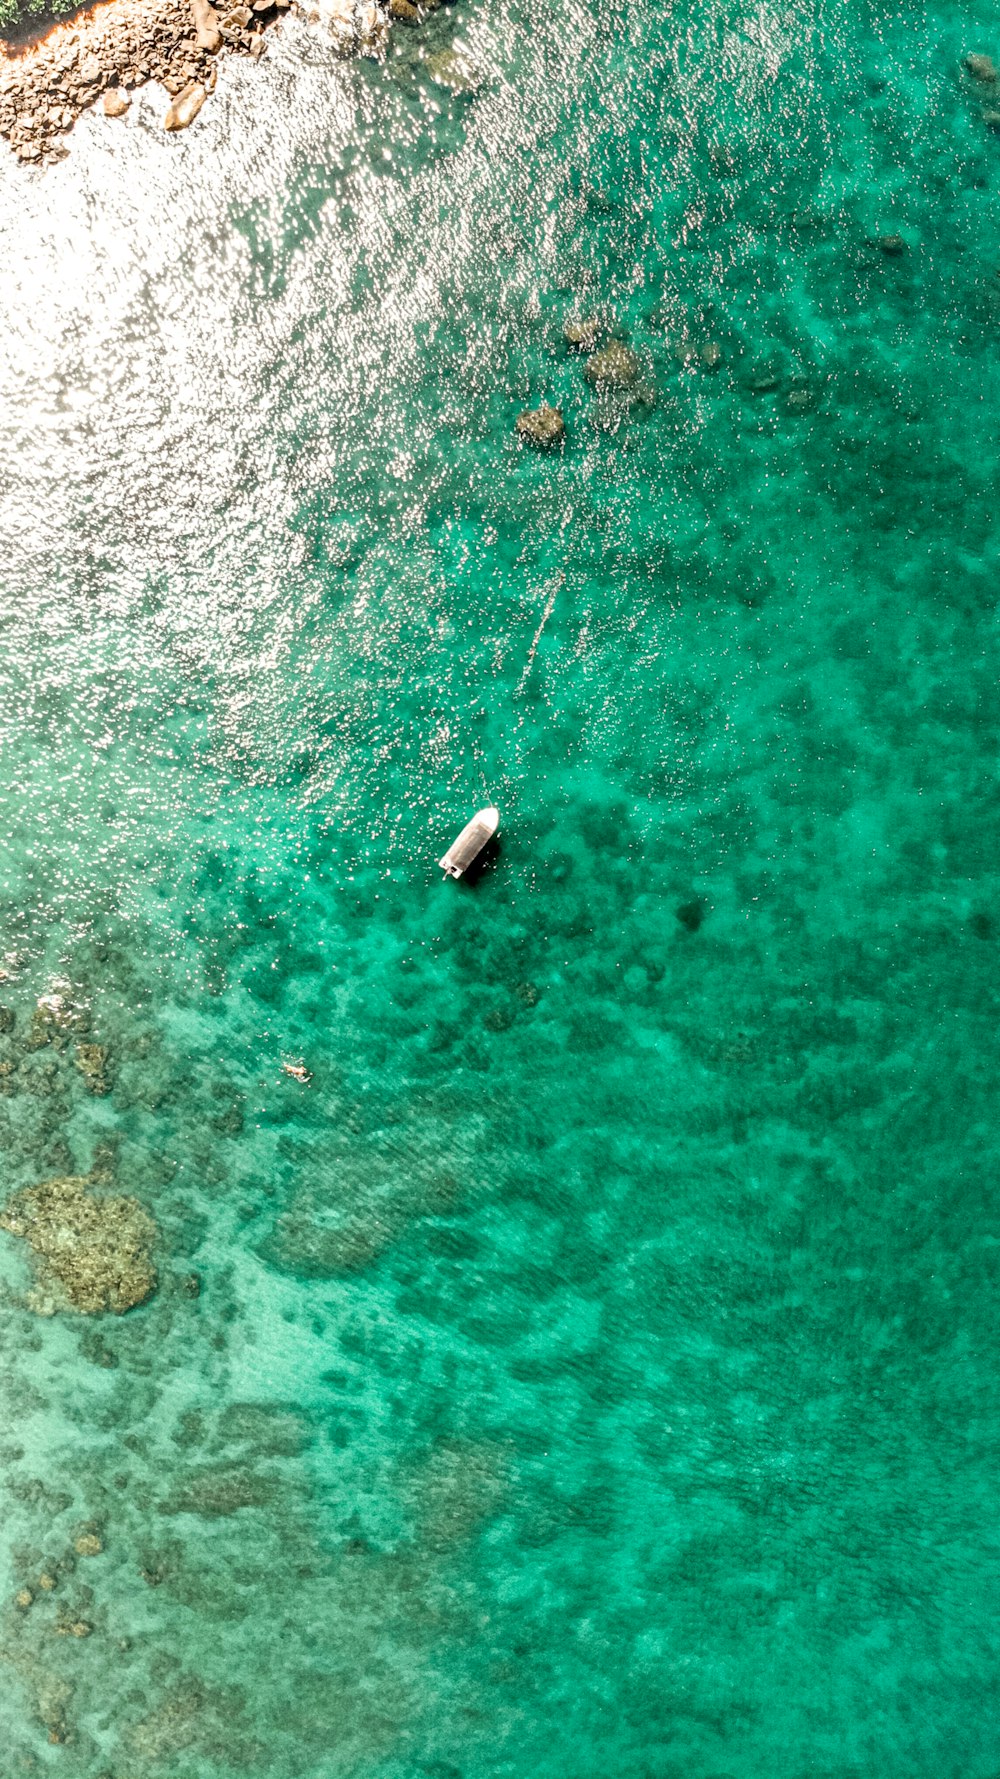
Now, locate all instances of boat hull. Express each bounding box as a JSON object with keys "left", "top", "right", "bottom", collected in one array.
[{"left": 438, "top": 806, "right": 500, "bottom": 878}]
